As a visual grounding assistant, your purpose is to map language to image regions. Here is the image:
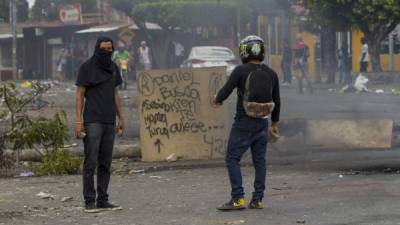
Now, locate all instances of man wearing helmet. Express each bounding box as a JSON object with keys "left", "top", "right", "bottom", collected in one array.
[{"left": 214, "top": 35, "right": 281, "bottom": 210}]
